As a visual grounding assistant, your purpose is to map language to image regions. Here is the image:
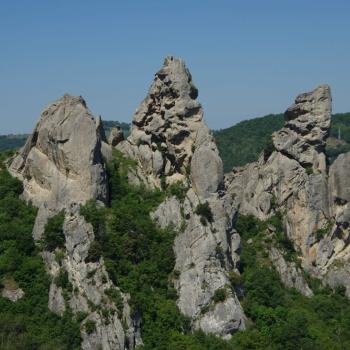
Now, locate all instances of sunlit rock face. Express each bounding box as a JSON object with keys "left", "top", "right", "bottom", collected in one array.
[
  {"left": 226, "top": 85, "right": 350, "bottom": 298},
  {"left": 117, "top": 56, "right": 246, "bottom": 338},
  {"left": 9, "top": 94, "right": 141, "bottom": 350}
]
